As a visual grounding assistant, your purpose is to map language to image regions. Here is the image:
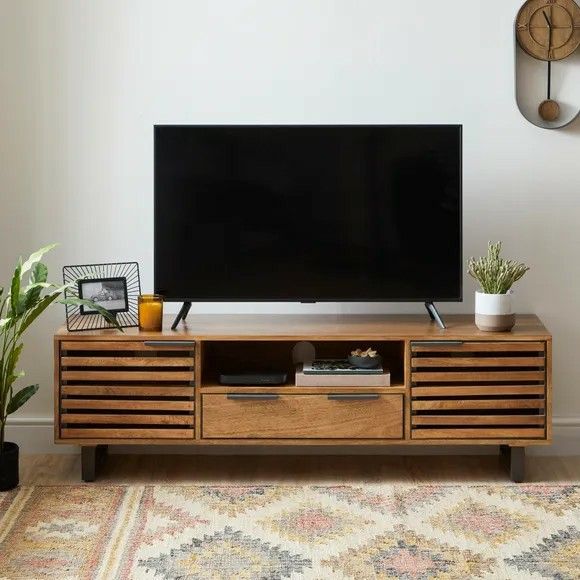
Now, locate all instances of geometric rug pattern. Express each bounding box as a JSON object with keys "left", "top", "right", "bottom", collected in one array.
[{"left": 0, "top": 484, "right": 579, "bottom": 579}]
